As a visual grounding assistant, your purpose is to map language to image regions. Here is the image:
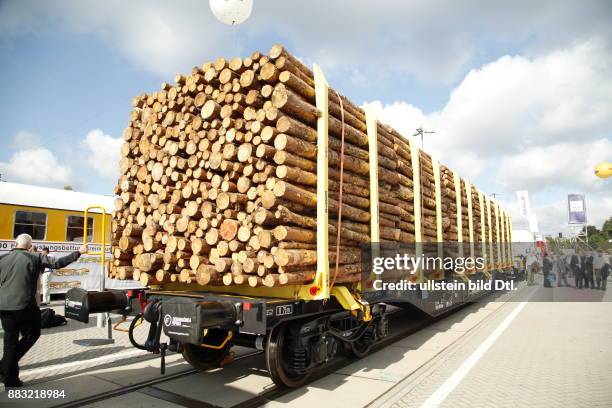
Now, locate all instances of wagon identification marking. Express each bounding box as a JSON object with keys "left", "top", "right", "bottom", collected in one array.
[{"left": 275, "top": 305, "right": 293, "bottom": 316}]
